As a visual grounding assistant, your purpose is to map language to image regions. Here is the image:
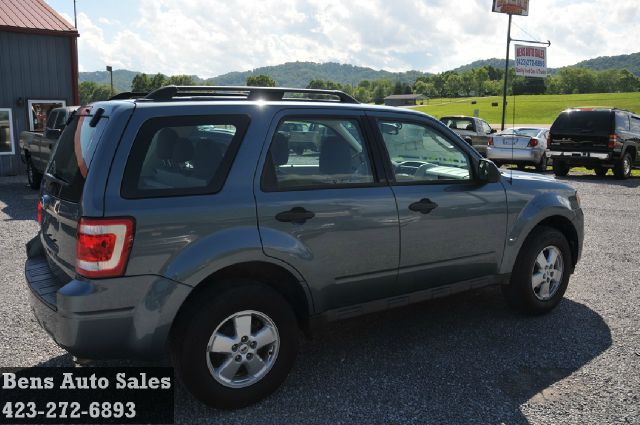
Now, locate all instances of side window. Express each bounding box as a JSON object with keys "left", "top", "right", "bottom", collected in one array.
[
  {"left": 262, "top": 117, "right": 375, "bottom": 191},
  {"left": 481, "top": 121, "right": 492, "bottom": 134},
  {"left": 122, "top": 115, "right": 249, "bottom": 198},
  {"left": 379, "top": 120, "right": 471, "bottom": 183},
  {"left": 615, "top": 112, "right": 630, "bottom": 132},
  {"left": 631, "top": 117, "right": 640, "bottom": 134}
]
